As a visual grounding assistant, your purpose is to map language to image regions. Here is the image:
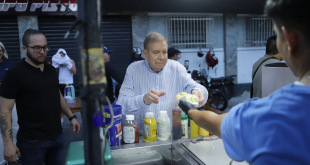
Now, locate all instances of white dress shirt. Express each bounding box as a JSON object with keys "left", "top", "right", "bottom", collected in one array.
[{"left": 117, "top": 60, "right": 208, "bottom": 133}]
